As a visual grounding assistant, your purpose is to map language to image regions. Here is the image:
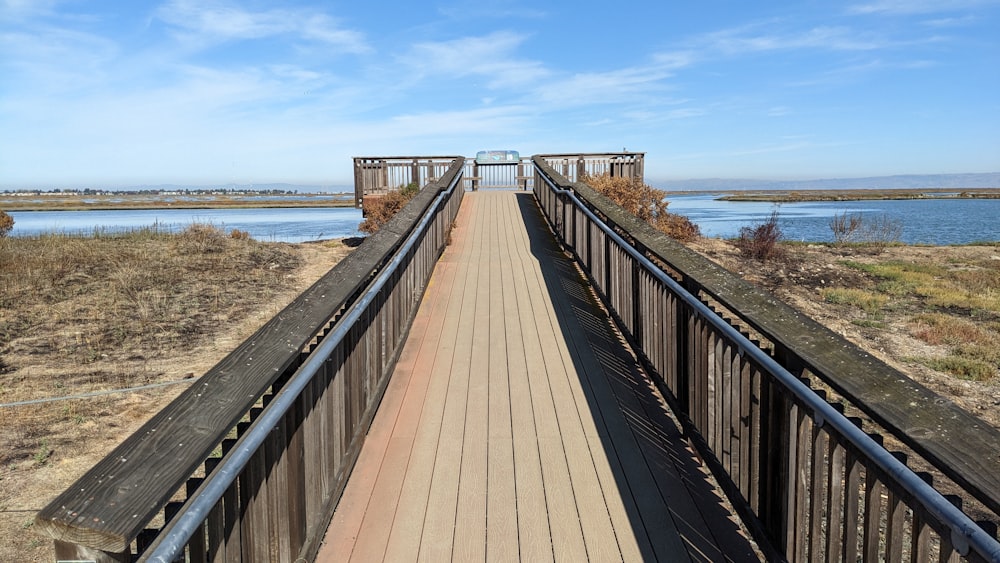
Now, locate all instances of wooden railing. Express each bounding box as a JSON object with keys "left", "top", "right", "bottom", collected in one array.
[
  {"left": 353, "top": 152, "right": 644, "bottom": 211},
  {"left": 352, "top": 155, "right": 460, "bottom": 208},
  {"left": 539, "top": 151, "right": 644, "bottom": 183},
  {"left": 35, "top": 159, "right": 466, "bottom": 562},
  {"left": 532, "top": 156, "right": 1000, "bottom": 562}
]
